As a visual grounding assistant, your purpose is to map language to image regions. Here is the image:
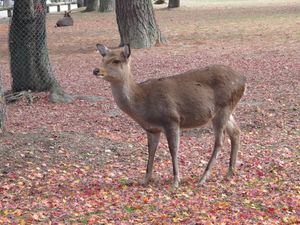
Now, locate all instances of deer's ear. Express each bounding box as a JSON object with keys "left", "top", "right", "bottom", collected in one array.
[
  {"left": 123, "top": 44, "right": 131, "bottom": 59},
  {"left": 96, "top": 44, "right": 109, "bottom": 57}
]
